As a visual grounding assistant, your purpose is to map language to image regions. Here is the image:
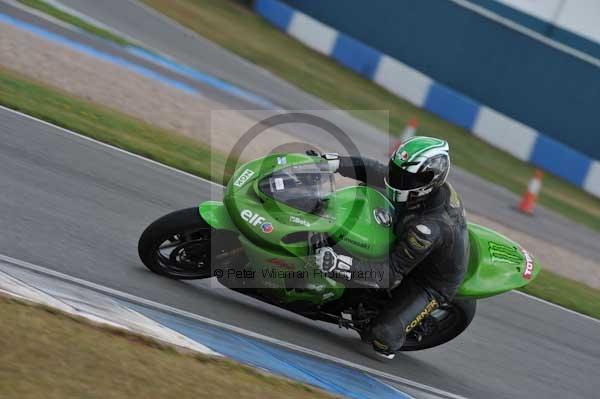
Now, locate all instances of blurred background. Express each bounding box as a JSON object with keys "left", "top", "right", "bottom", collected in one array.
[{"left": 0, "top": 1, "right": 599, "bottom": 398}]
